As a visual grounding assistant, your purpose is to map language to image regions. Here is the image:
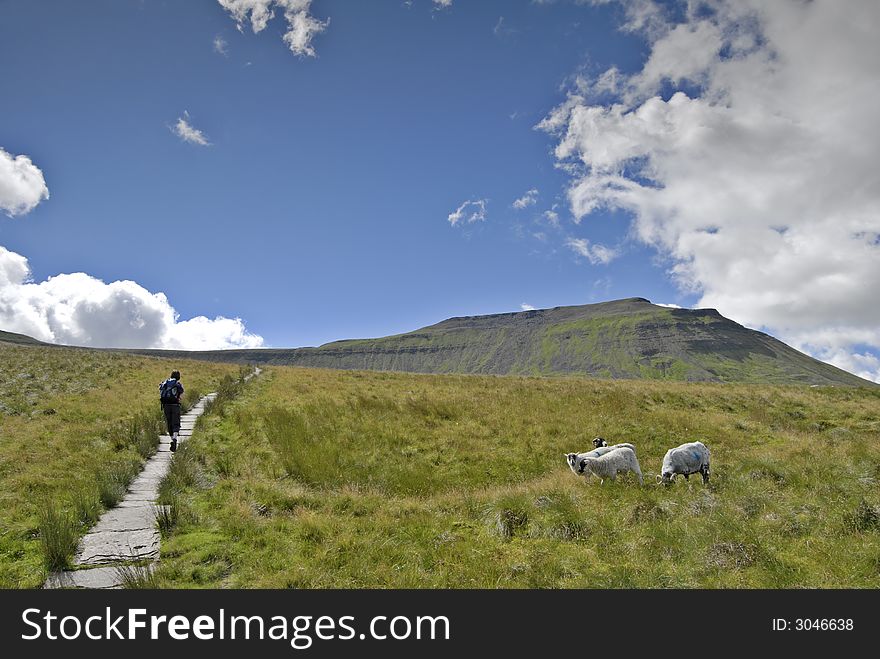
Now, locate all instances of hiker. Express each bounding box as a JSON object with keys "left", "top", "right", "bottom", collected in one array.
[{"left": 159, "top": 370, "right": 184, "bottom": 452}]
